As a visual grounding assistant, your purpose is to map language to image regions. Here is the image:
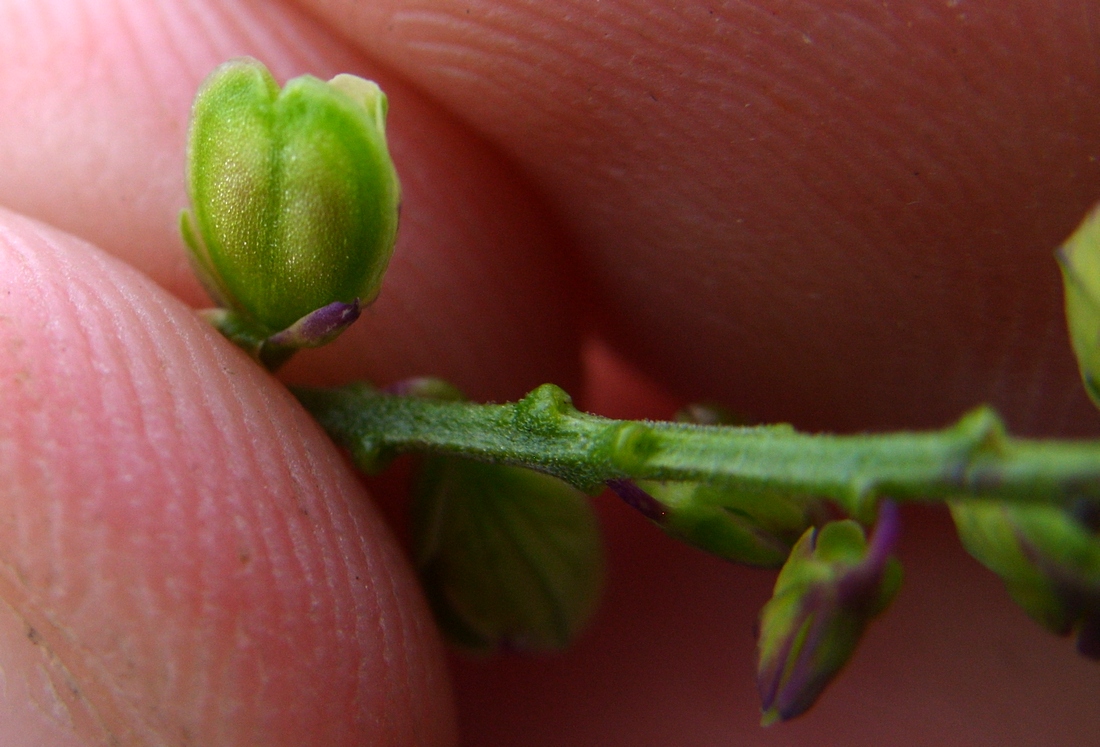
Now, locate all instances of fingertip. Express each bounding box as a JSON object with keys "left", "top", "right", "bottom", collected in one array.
[
  {"left": 296, "top": 0, "right": 1100, "bottom": 433},
  {"left": 0, "top": 210, "right": 456, "bottom": 745}
]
